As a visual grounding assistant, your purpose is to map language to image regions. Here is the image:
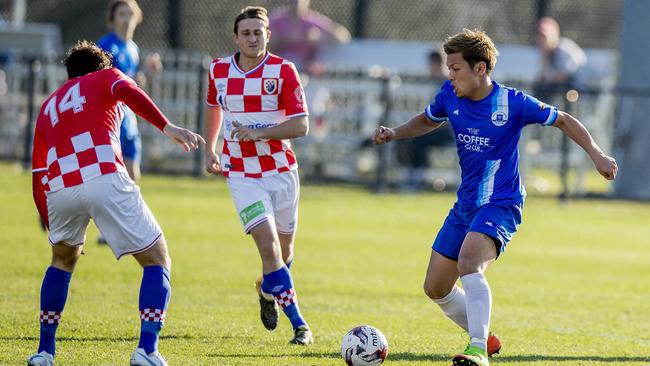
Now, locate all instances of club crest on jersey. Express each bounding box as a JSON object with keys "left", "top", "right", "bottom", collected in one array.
[
  {"left": 491, "top": 111, "right": 508, "bottom": 126},
  {"left": 263, "top": 78, "right": 279, "bottom": 94}
]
